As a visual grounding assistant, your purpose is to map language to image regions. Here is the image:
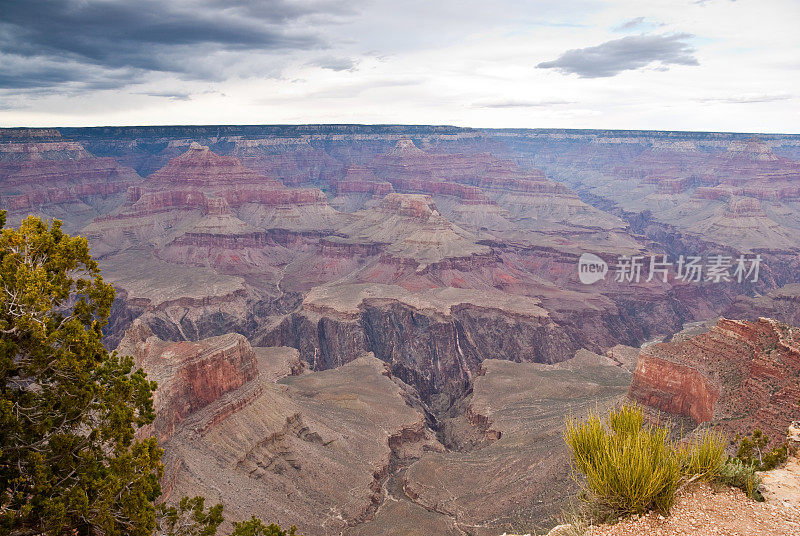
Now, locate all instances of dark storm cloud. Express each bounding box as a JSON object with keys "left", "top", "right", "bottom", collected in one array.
[
  {"left": 537, "top": 33, "right": 698, "bottom": 78},
  {"left": 0, "top": 0, "right": 351, "bottom": 91},
  {"left": 0, "top": 62, "right": 93, "bottom": 90},
  {"left": 0, "top": 54, "right": 141, "bottom": 93}
]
